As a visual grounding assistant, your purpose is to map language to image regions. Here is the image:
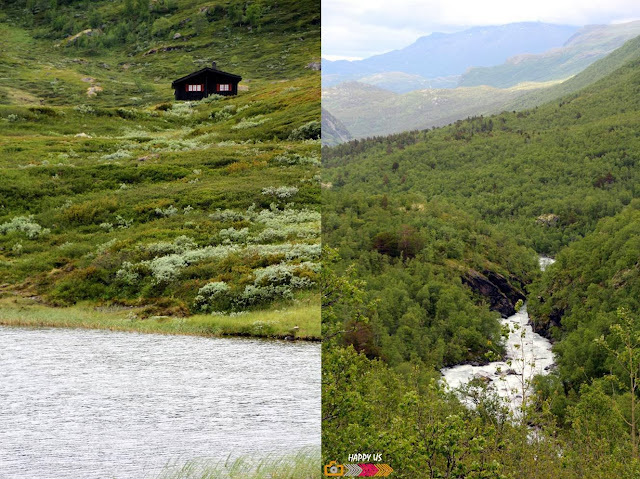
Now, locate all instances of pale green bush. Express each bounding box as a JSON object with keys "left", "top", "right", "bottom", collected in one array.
[
  {"left": 261, "top": 186, "right": 299, "bottom": 198},
  {"left": 0, "top": 216, "right": 50, "bottom": 239}
]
